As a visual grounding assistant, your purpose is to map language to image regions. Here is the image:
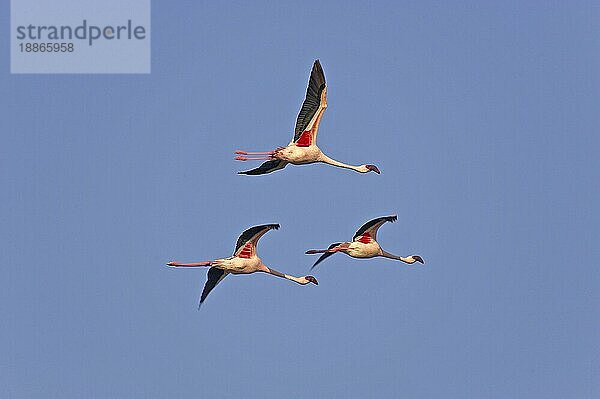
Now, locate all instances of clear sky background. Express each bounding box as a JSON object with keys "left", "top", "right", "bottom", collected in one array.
[{"left": 1, "top": 1, "right": 599, "bottom": 398}]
